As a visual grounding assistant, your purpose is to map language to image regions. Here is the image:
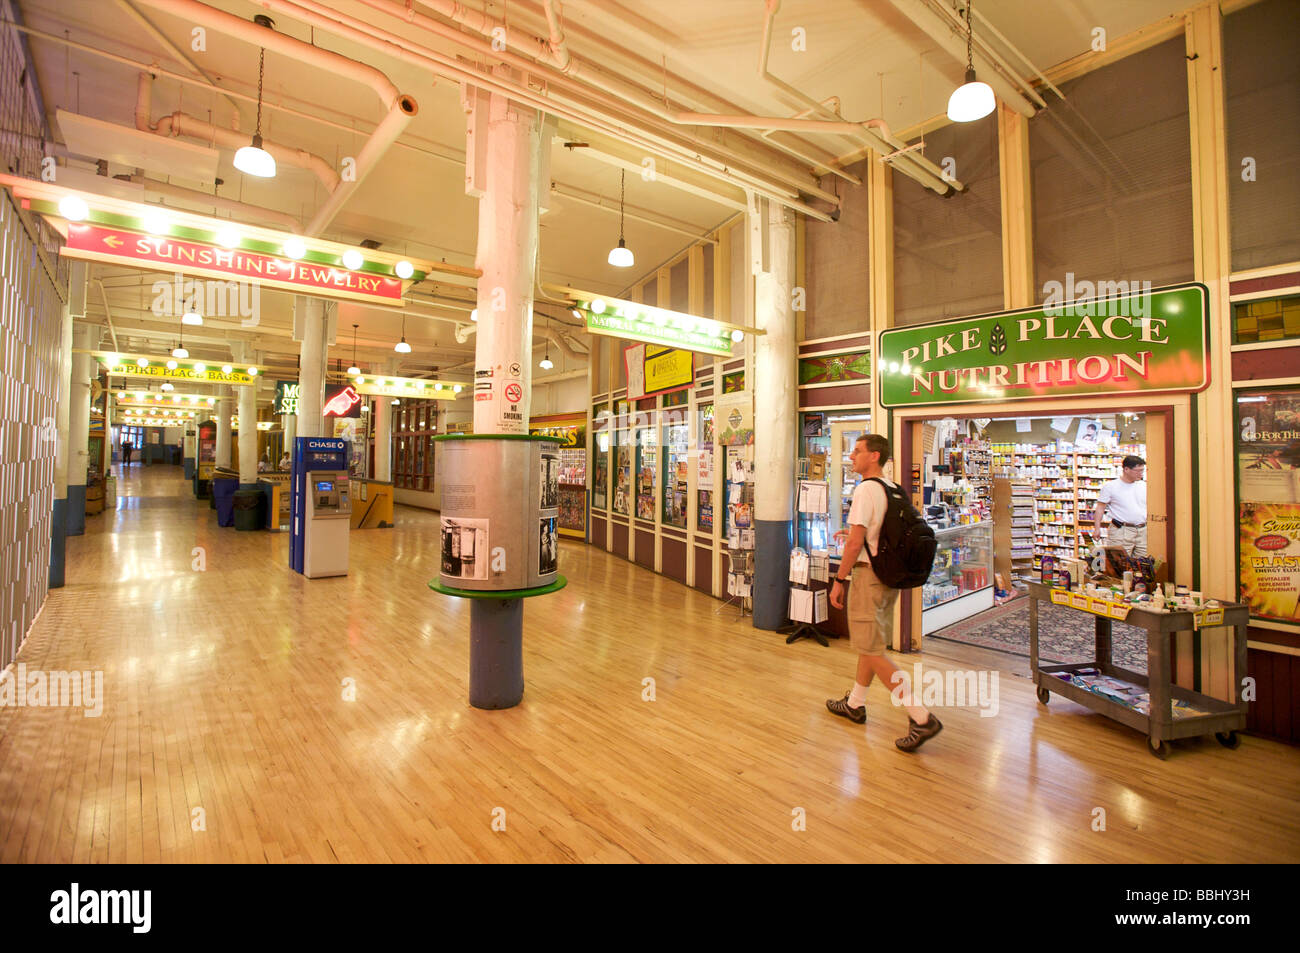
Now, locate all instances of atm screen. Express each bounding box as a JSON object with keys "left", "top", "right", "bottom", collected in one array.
[{"left": 315, "top": 481, "right": 334, "bottom": 492}]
